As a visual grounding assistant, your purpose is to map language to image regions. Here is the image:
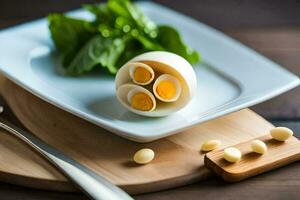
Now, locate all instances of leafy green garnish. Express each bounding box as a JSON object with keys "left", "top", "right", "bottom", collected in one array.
[
  {"left": 48, "top": 14, "right": 95, "bottom": 67},
  {"left": 157, "top": 26, "right": 200, "bottom": 64},
  {"left": 48, "top": 0, "right": 200, "bottom": 76},
  {"left": 67, "top": 35, "right": 125, "bottom": 75}
]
